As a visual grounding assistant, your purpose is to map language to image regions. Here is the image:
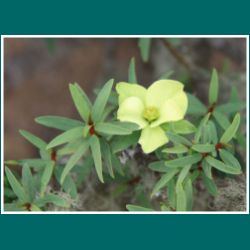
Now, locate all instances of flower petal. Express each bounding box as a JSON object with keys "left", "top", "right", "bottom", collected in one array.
[
  {"left": 146, "top": 80, "right": 184, "bottom": 108},
  {"left": 116, "top": 82, "right": 147, "bottom": 104},
  {"left": 139, "top": 126, "right": 169, "bottom": 153},
  {"left": 150, "top": 91, "right": 188, "bottom": 127},
  {"left": 117, "top": 96, "right": 148, "bottom": 129}
]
